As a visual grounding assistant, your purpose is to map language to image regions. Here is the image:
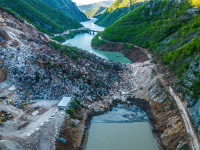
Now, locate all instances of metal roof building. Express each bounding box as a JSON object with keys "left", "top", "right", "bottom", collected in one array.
[{"left": 58, "top": 97, "right": 71, "bottom": 110}]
